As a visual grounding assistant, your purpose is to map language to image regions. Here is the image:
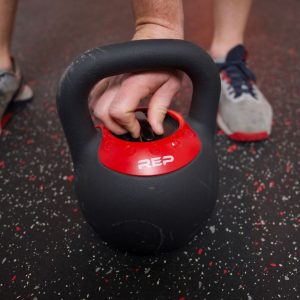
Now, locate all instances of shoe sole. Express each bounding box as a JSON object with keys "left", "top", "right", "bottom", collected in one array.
[
  {"left": 14, "top": 84, "right": 33, "bottom": 102},
  {"left": 217, "top": 113, "right": 269, "bottom": 142}
]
